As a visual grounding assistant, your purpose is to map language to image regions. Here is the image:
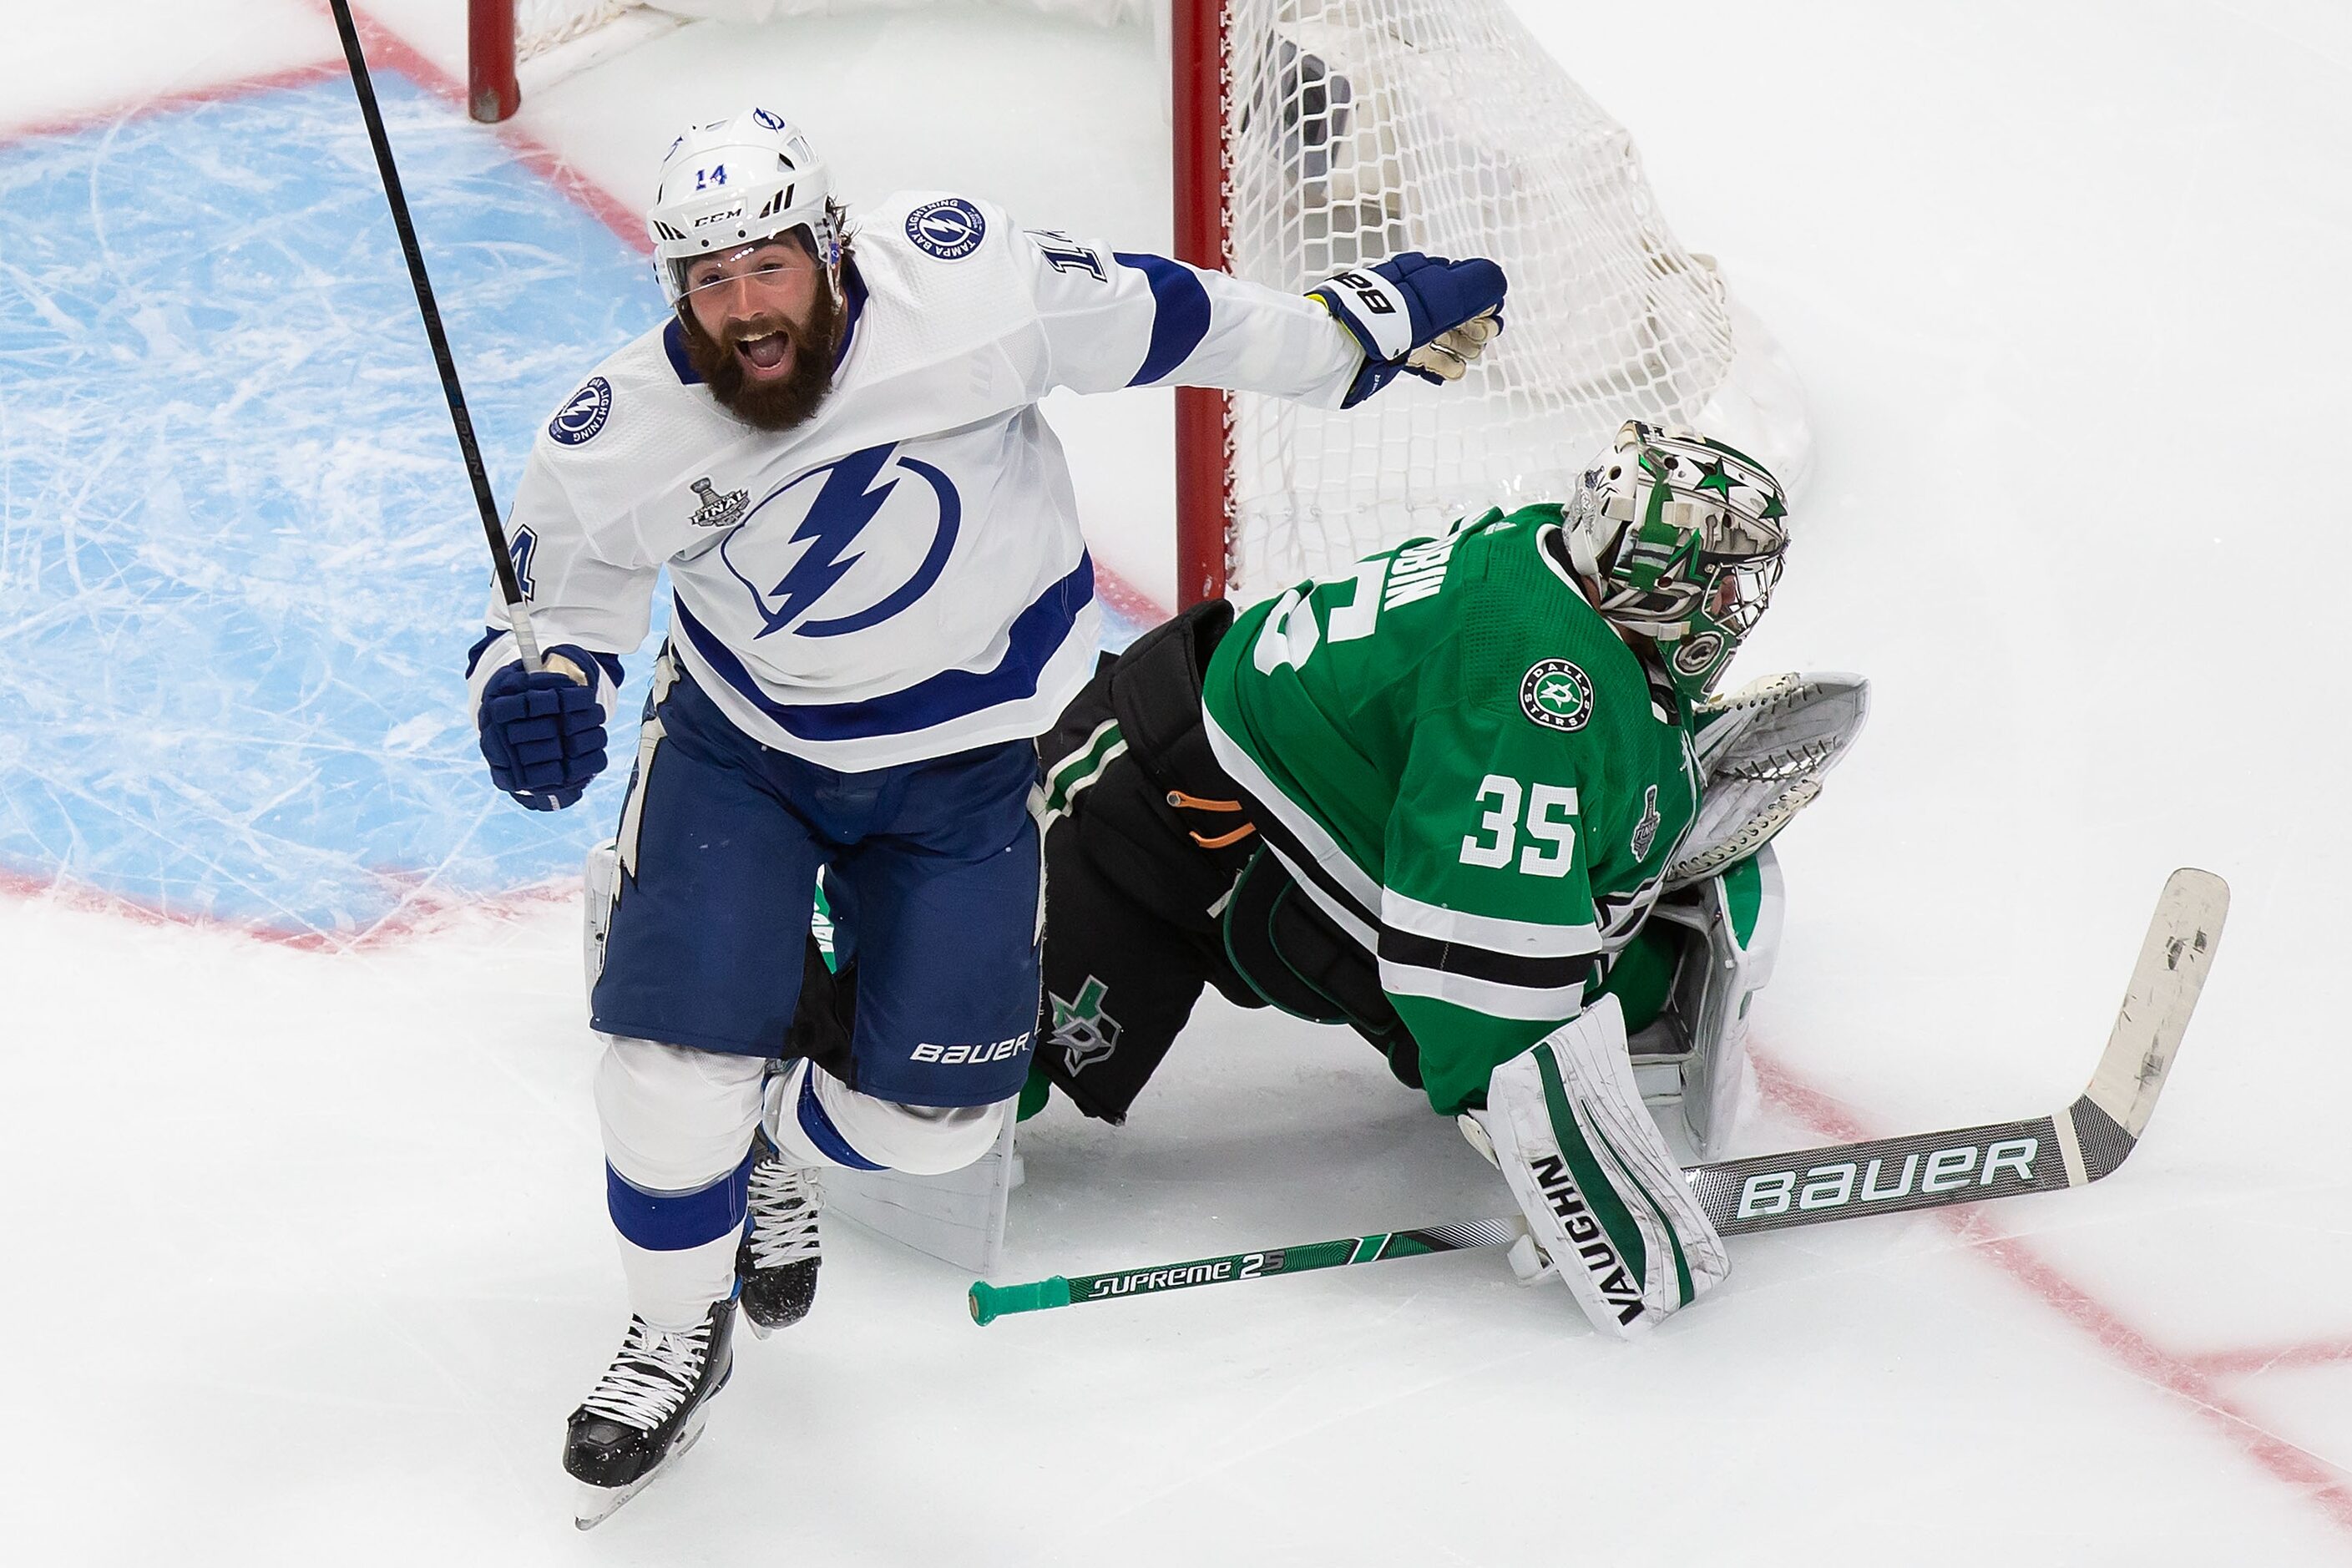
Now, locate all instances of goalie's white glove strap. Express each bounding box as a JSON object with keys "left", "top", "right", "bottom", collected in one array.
[{"left": 1464, "top": 996, "right": 1730, "bottom": 1337}]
